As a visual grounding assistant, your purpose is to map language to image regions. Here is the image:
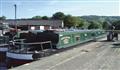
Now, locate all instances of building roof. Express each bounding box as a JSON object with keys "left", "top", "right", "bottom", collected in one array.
[{"left": 0, "top": 19, "right": 63, "bottom": 27}]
